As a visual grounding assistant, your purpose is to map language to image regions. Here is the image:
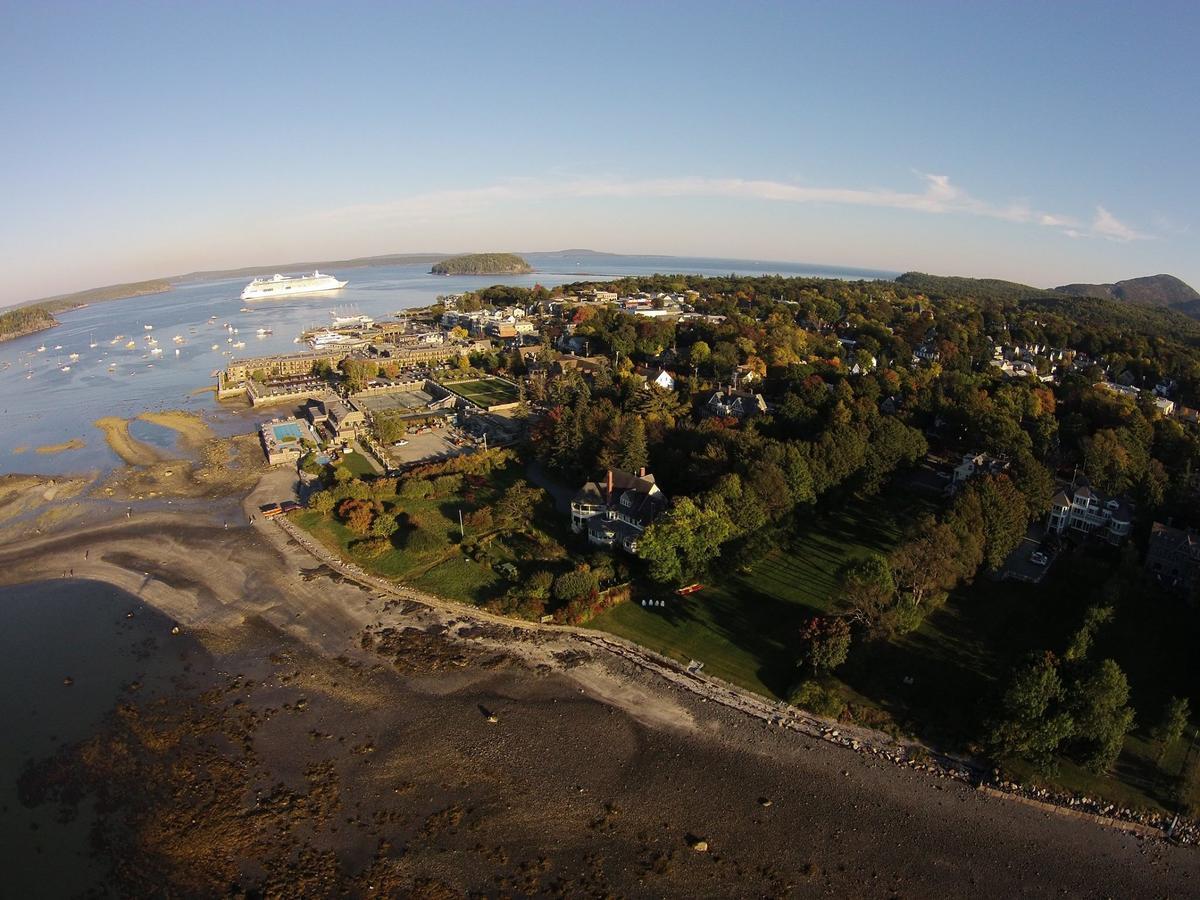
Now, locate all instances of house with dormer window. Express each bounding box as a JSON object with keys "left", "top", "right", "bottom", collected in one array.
[{"left": 570, "top": 467, "right": 667, "bottom": 553}]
